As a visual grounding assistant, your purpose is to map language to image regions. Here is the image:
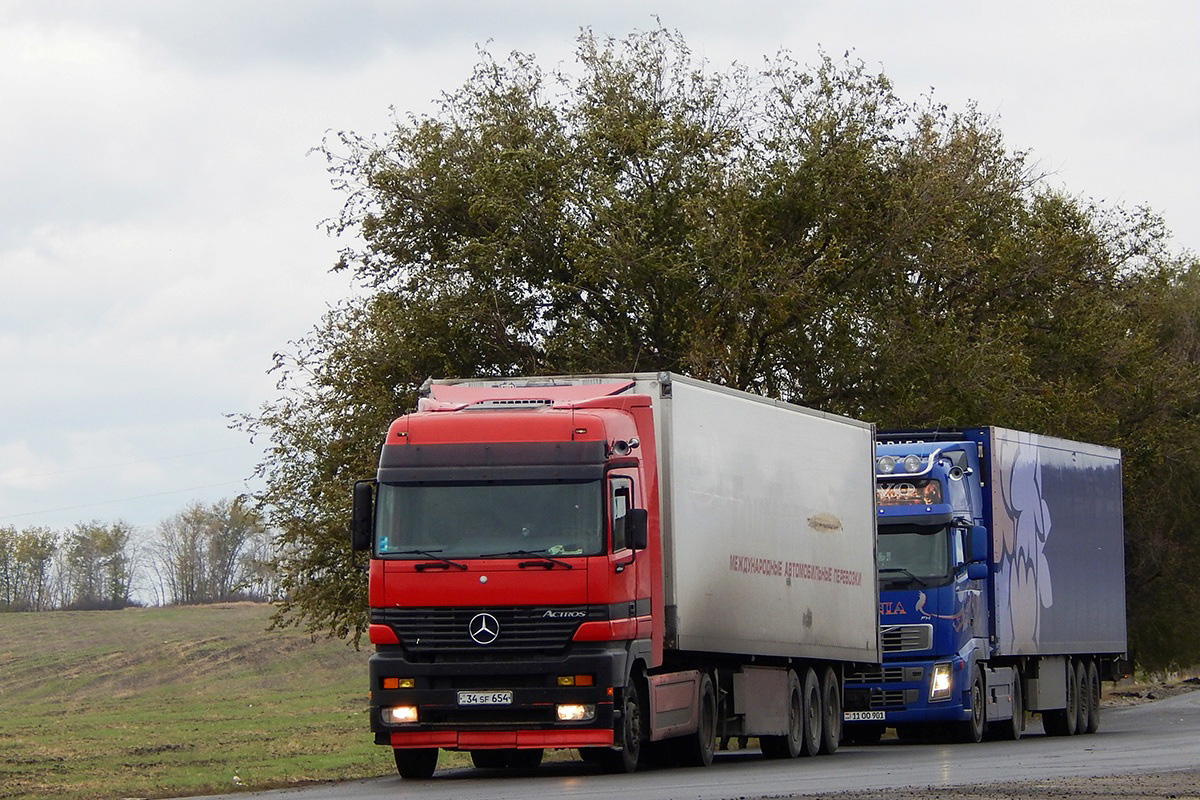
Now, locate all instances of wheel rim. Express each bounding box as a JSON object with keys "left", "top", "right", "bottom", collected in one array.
[
  {"left": 627, "top": 692, "right": 642, "bottom": 759},
  {"left": 790, "top": 687, "right": 803, "bottom": 746}
]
